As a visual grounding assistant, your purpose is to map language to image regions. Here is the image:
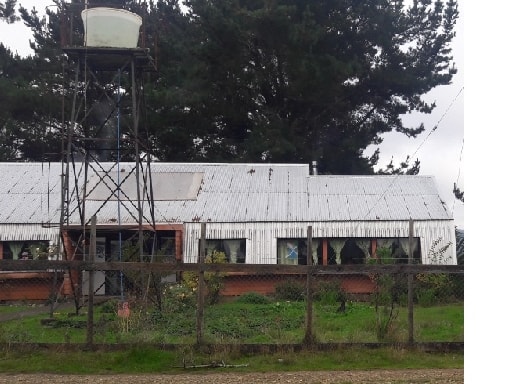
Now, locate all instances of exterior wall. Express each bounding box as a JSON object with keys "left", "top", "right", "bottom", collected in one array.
[
  {"left": 0, "top": 272, "right": 64, "bottom": 301},
  {"left": 221, "top": 274, "right": 376, "bottom": 297},
  {"left": 0, "top": 224, "right": 60, "bottom": 243},
  {"left": 182, "top": 220, "right": 457, "bottom": 265}
]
